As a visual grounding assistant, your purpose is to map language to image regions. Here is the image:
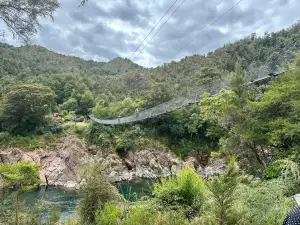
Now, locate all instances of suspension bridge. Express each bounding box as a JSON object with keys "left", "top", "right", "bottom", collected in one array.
[
  {"left": 89, "top": 66, "right": 289, "bottom": 125},
  {"left": 88, "top": 0, "right": 295, "bottom": 125}
]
